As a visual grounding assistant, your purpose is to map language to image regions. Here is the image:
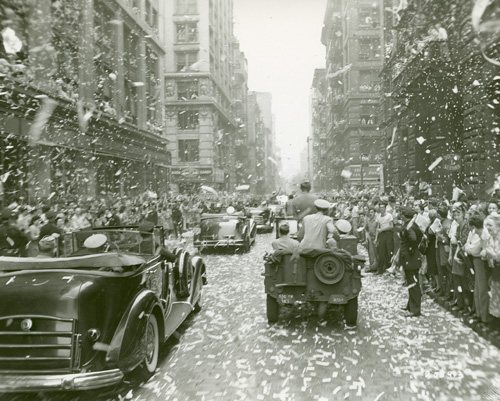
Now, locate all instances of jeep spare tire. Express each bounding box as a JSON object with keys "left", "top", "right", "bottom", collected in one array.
[{"left": 314, "top": 253, "right": 345, "bottom": 285}]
